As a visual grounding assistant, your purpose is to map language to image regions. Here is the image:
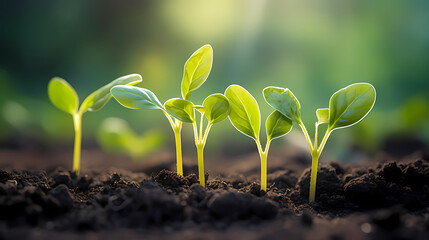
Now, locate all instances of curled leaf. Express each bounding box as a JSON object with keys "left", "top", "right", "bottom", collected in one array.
[
  {"left": 263, "top": 86, "right": 301, "bottom": 123},
  {"left": 111, "top": 85, "right": 163, "bottom": 110},
  {"left": 81, "top": 74, "right": 142, "bottom": 113},
  {"left": 316, "top": 108, "right": 329, "bottom": 124}
]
